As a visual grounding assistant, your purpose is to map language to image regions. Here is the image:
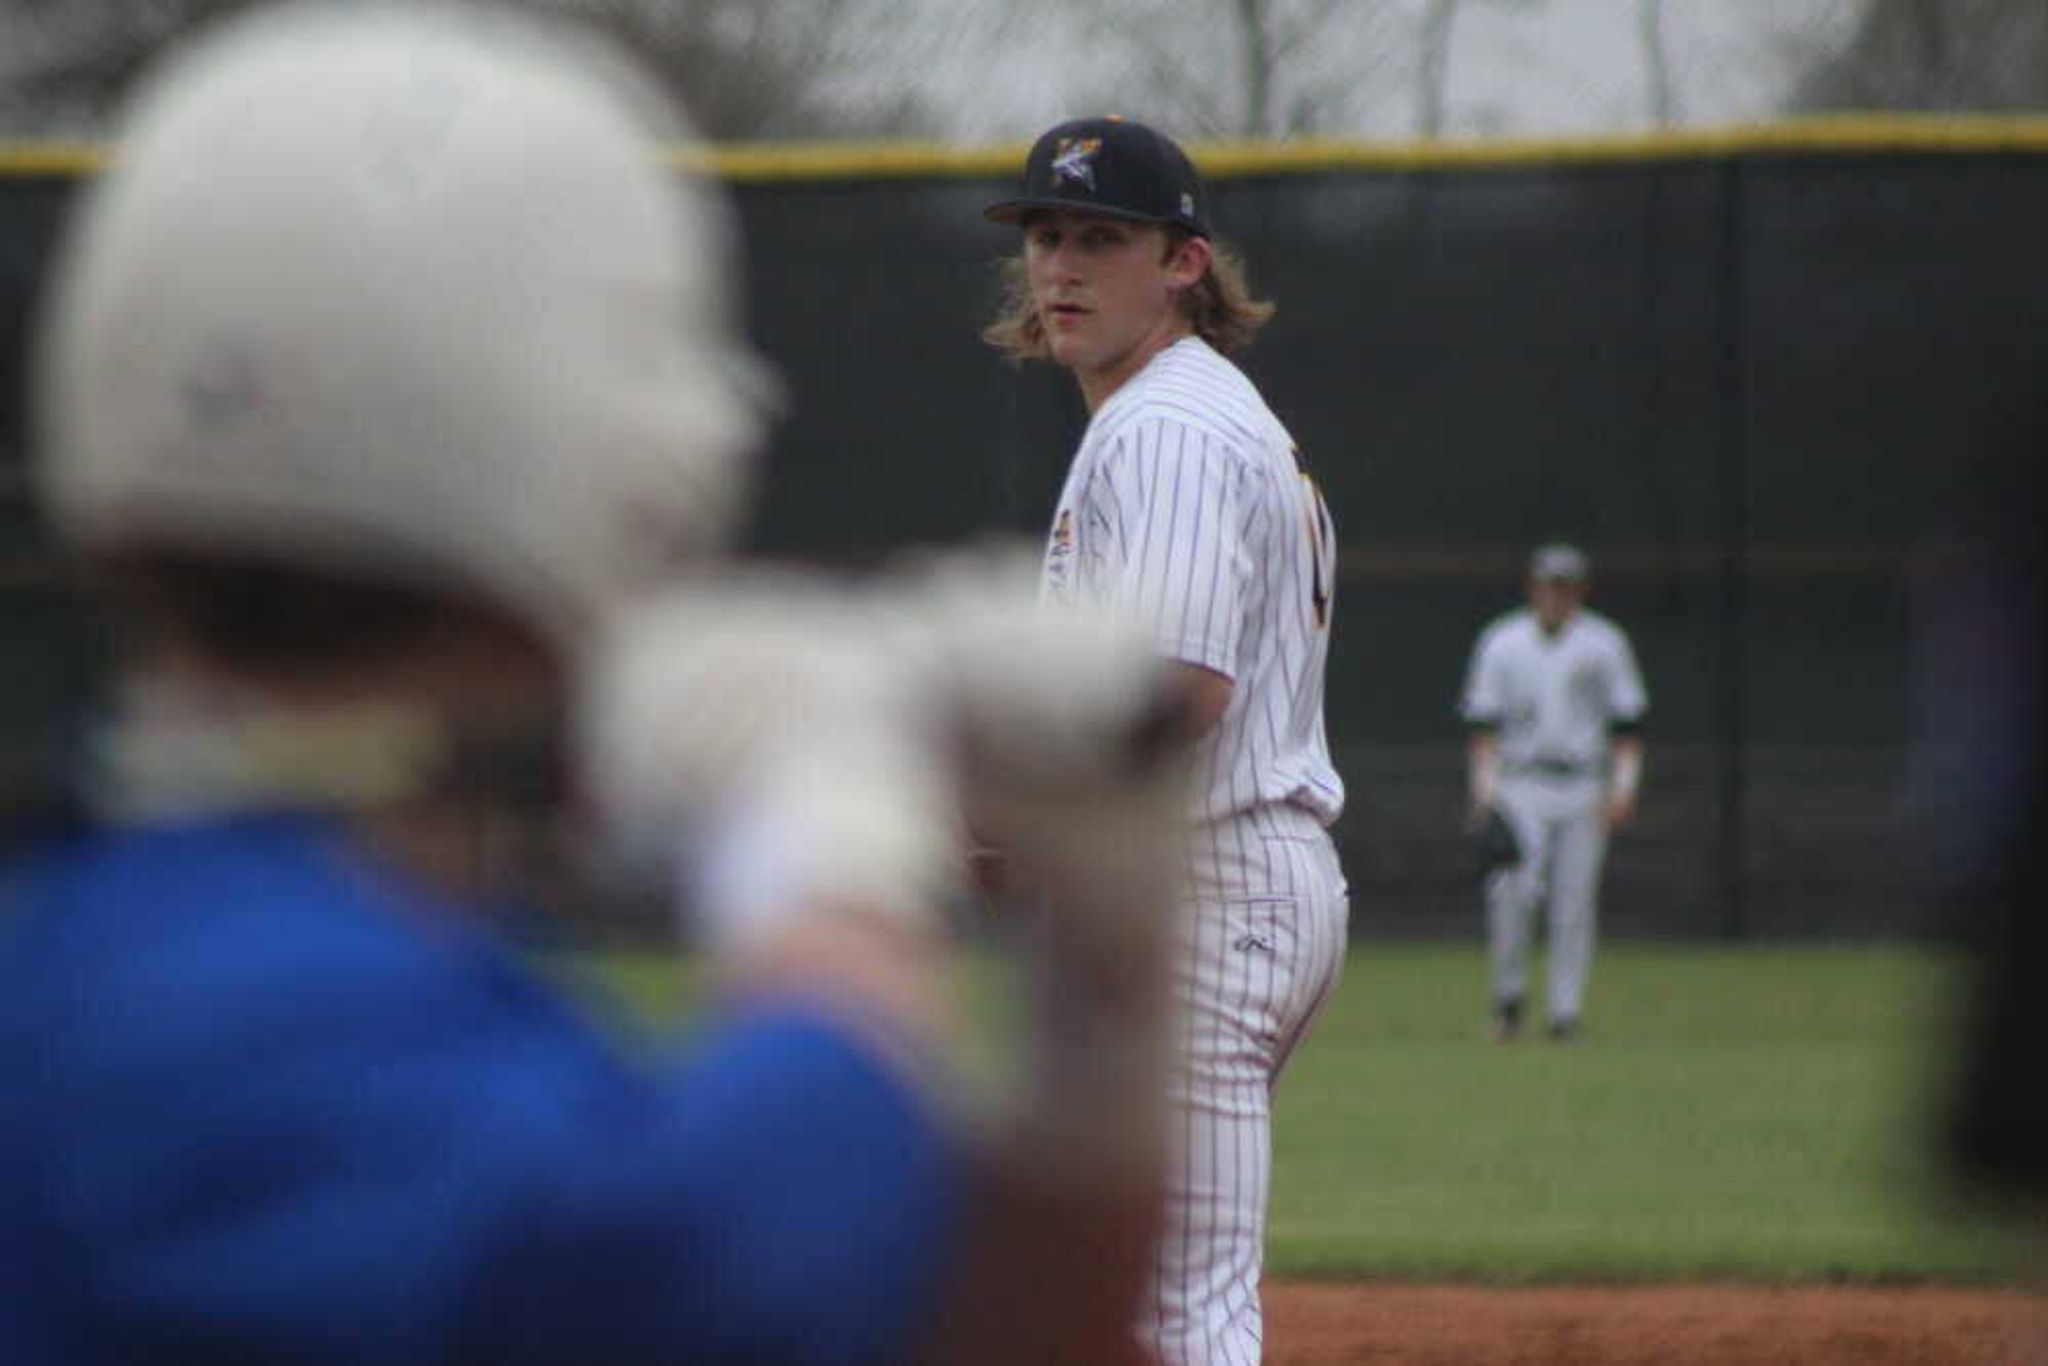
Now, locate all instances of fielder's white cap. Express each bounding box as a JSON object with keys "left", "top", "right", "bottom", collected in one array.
[
  {"left": 1529, "top": 543, "right": 1590, "bottom": 582},
  {"left": 35, "top": 4, "right": 769, "bottom": 647}
]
